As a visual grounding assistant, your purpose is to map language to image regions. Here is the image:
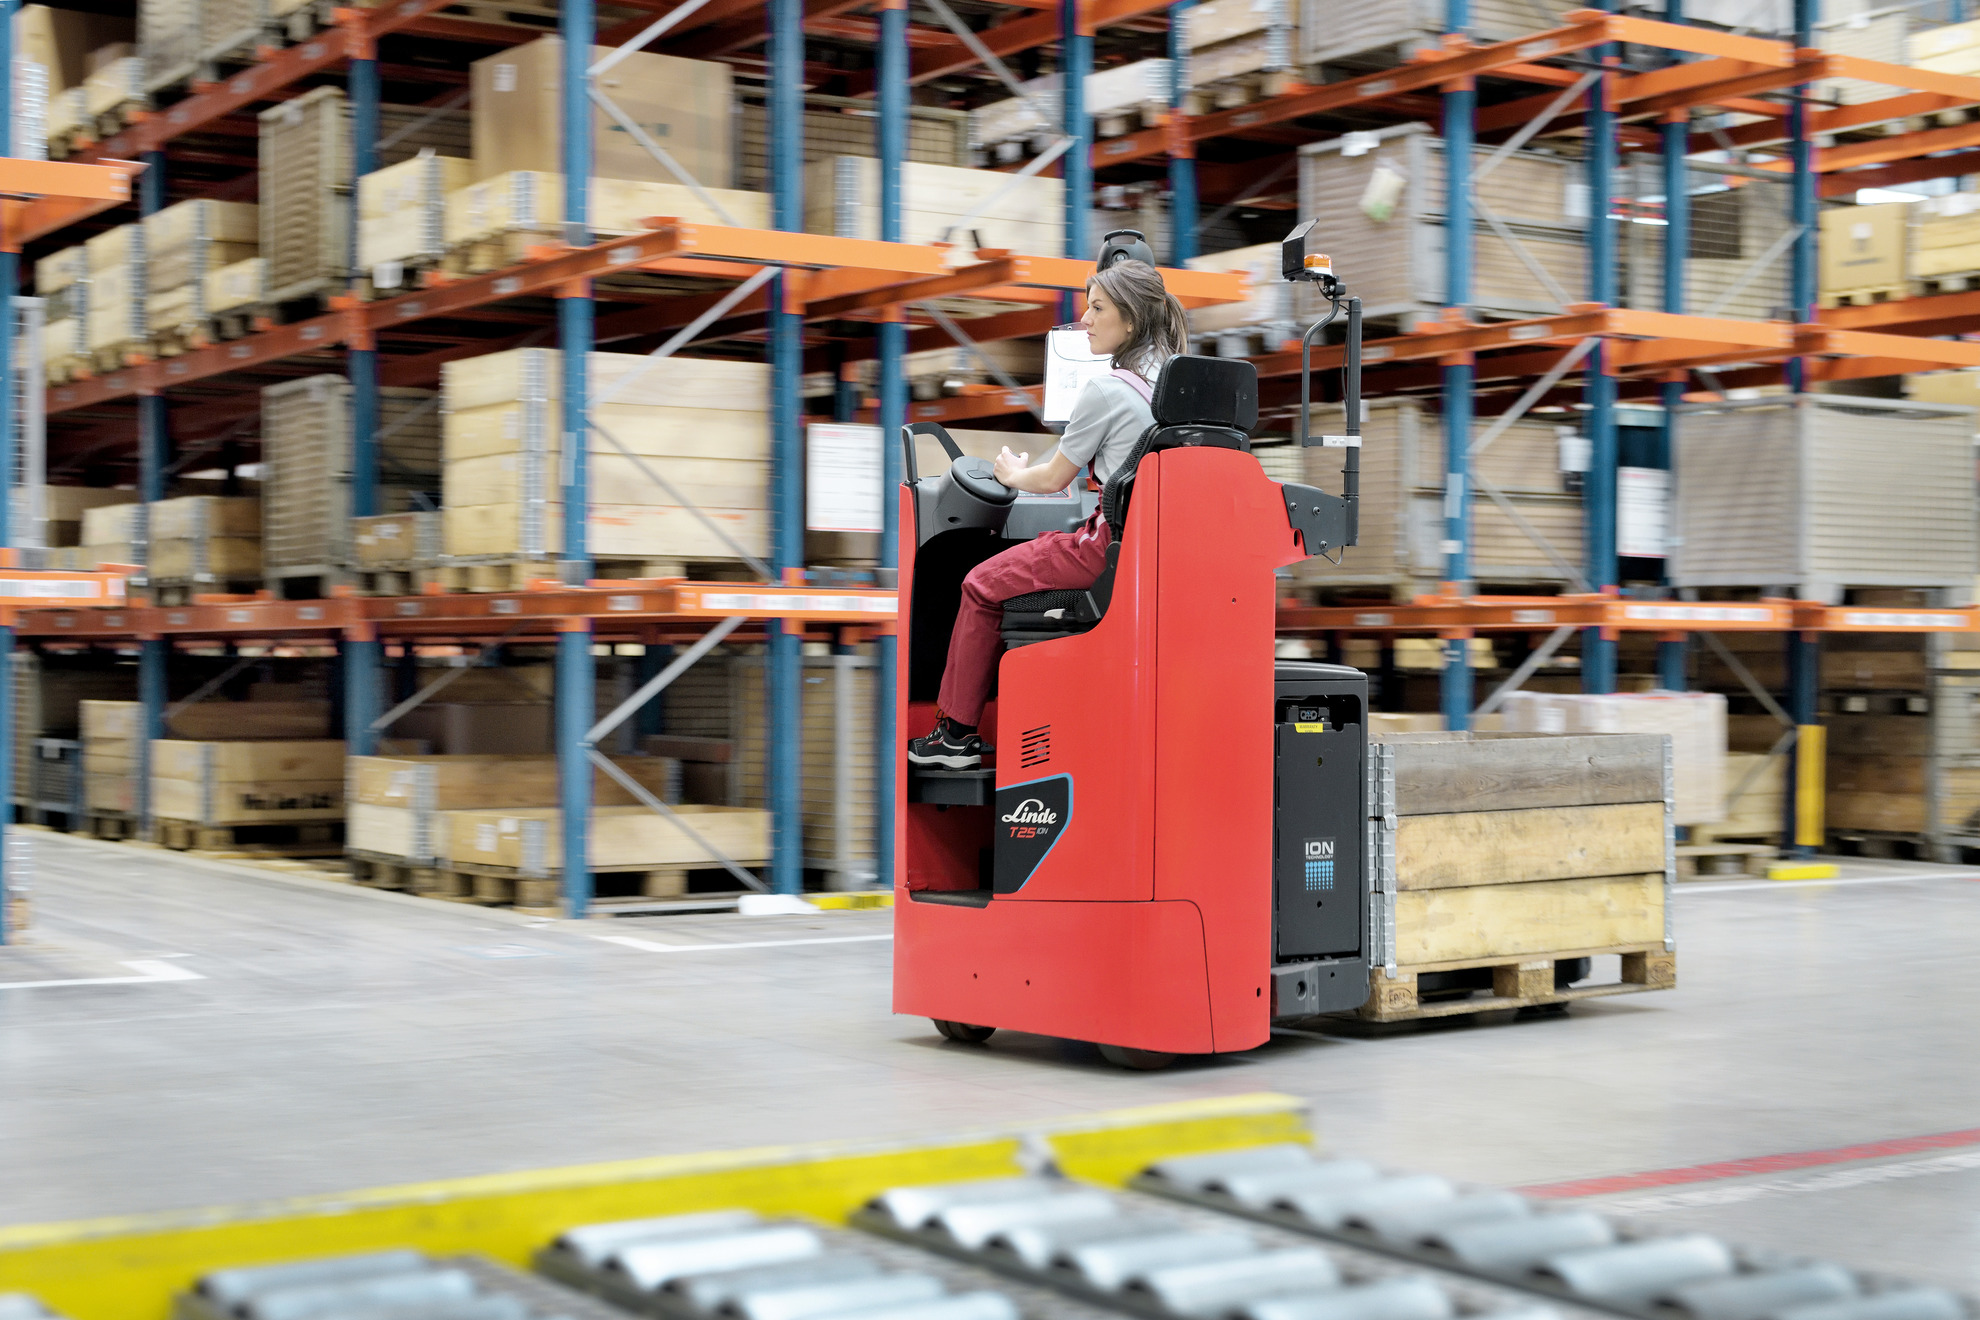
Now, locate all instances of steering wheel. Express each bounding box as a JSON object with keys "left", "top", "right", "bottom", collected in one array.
[{"left": 907, "top": 422, "right": 1016, "bottom": 508}]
